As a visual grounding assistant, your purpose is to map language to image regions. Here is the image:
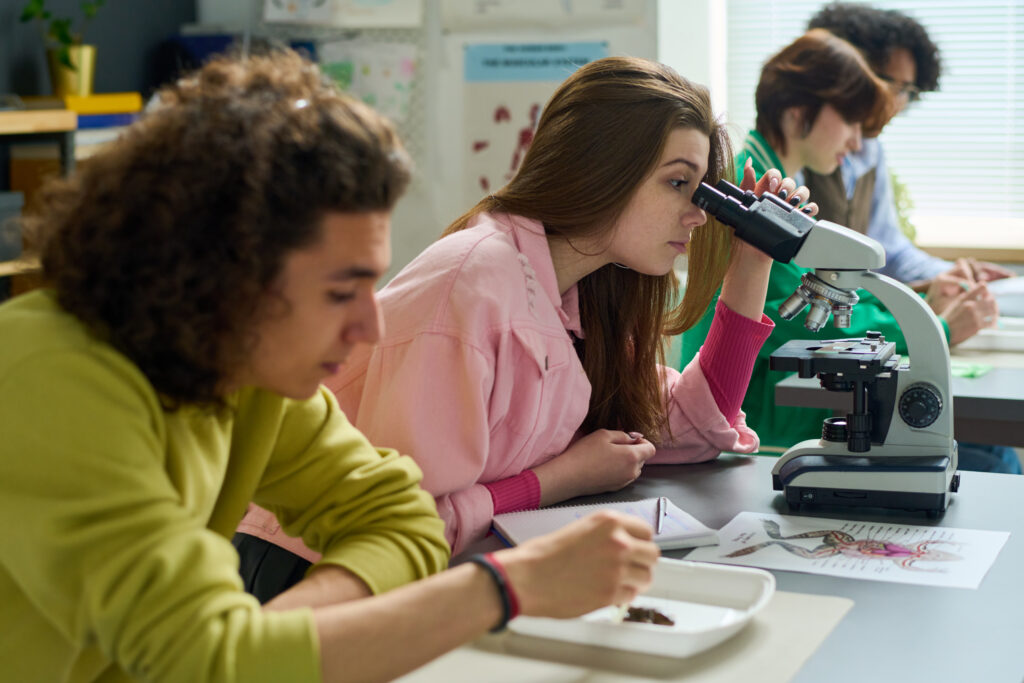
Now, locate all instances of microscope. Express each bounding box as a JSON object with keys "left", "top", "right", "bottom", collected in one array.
[{"left": 693, "top": 179, "right": 959, "bottom": 516}]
